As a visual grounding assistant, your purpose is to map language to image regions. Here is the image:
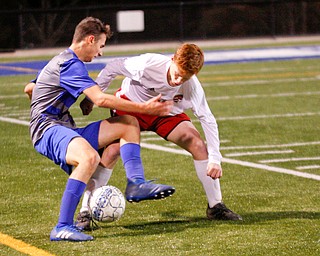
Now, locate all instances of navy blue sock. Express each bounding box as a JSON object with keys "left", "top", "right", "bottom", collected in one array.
[
  {"left": 120, "top": 143, "right": 145, "bottom": 183},
  {"left": 57, "top": 178, "right": 86, "bottom": 228}
]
